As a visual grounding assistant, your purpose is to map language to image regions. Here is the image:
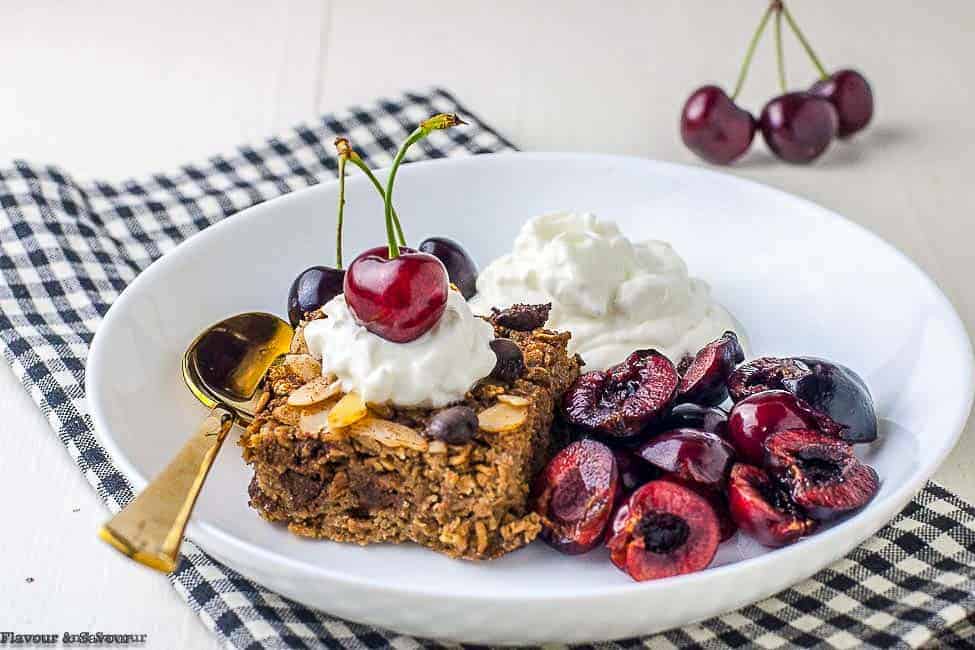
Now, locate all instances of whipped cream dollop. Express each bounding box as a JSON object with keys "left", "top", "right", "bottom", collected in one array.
[
  {"left": 470, "top": 212, "right": 745, "bottom": 370},
  {"left": 303, "top": 291, "right": 496, "bottom": 408}
]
